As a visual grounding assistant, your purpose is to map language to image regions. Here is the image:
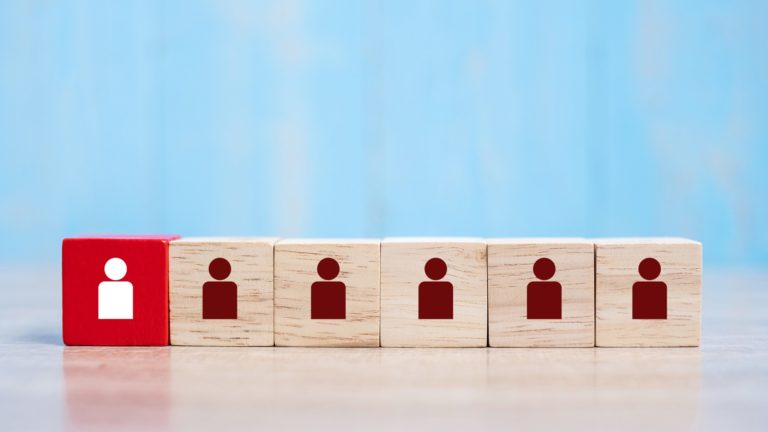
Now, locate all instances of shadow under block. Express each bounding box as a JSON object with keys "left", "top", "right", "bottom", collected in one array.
[
  {"left": 274, "top": 239, "right": 380, "bottom": 347},
  {"left": 380, "top": 238, "right": 487, "bottom": 347},
  {"left": 488, "top": 239, "right": 595, "bottom": 347},
  {"left": 595, "top": 238, "right": 702, "bottom": 347},
  {"left": 169, "top": 238, "right": 277, "bottom": 346}
]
